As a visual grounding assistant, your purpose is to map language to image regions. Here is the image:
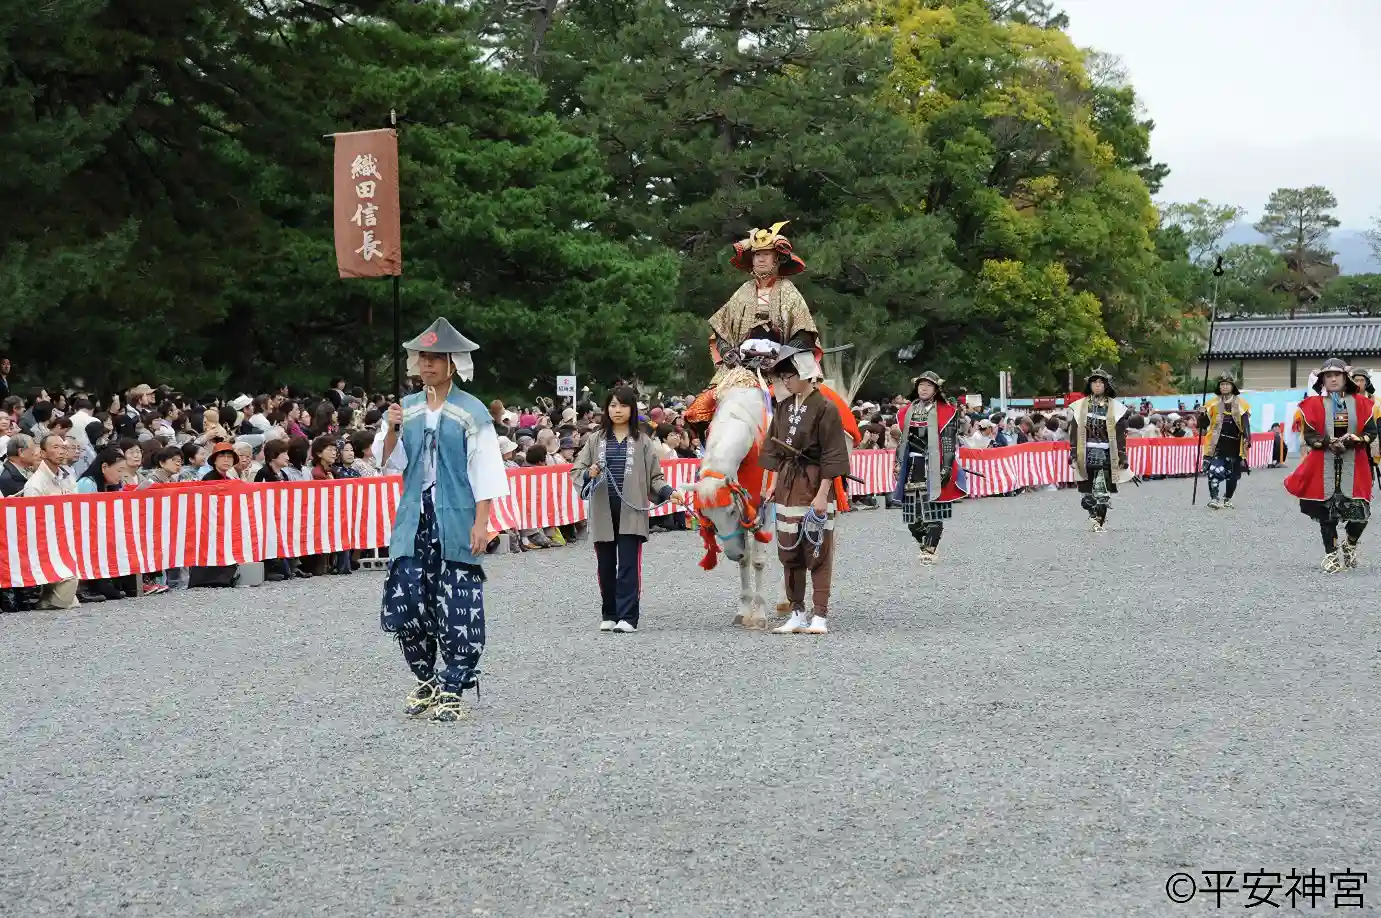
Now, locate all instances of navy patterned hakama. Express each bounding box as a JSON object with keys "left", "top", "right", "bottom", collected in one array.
[{"left": 381, "top": 490, "right": 485, "bottom": 695}]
